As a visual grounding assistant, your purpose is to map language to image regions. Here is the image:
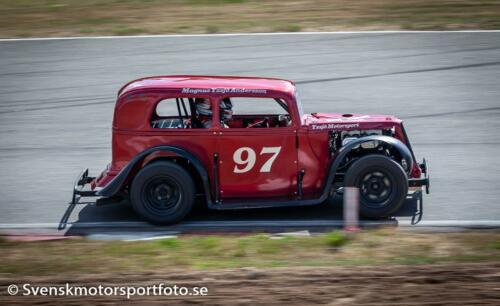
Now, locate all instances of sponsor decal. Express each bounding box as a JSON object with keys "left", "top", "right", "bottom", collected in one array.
[
  {"left": 313, "top": 115, "right": 370, "bottom": 122},
  {"left": 181, "top": 88, "right": 211, "bottom": 94},
  {"left": 310, "top": 123, "right": 360, "bottom": 130},
  {"left": 182, "top": 88, "right": 267, "bottom": 94}
]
